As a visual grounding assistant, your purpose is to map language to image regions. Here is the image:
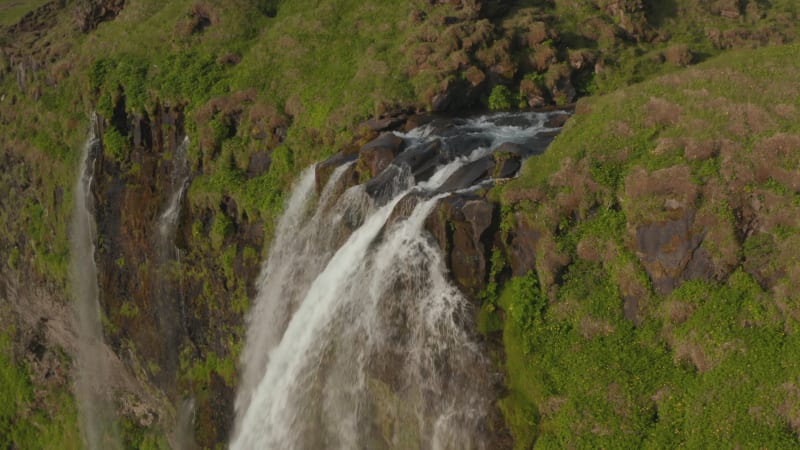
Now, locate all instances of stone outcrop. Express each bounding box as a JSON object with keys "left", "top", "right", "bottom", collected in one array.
[
  {"left": 633, "top": 209, "right": 713, "bottom": 295},
  {"left": 74, "top": 0, "right": 126, "bottom": 32},
  {"left": 426, "top": 196, "right": 496, "bottom": 297}
]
